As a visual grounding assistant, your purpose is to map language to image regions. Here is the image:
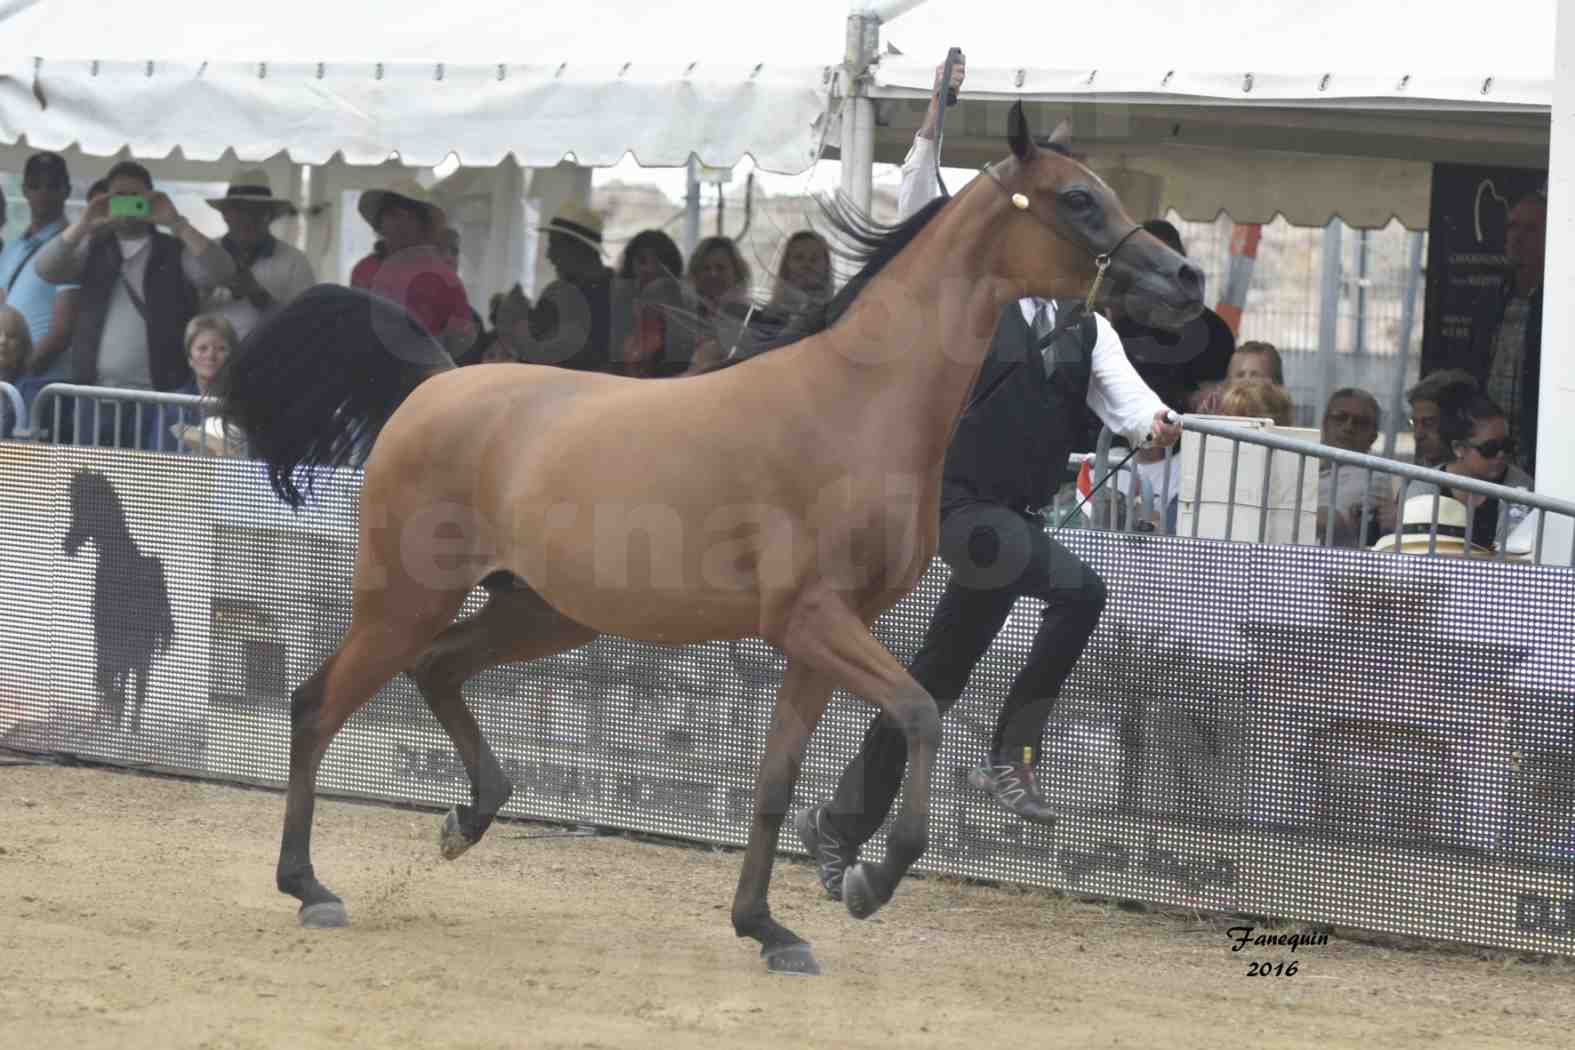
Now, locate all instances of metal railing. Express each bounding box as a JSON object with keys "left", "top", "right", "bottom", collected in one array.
[
  {"left": 28, "top": 383, "right": 240, "bottom": 457},
  {"left": 1085, "top": 417, "right": 1575, "bottom": 566},
  {"left": 0, "top": 382, "right": 26, "bottom": 440},
  {"left": 12, "top": 384, "right": 1573, "bottom": 564}
]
